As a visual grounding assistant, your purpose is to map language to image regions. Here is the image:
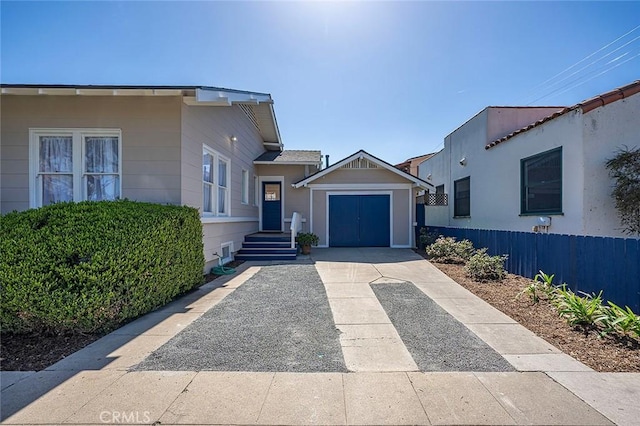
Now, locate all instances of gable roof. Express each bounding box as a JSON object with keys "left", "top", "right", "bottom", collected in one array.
[
  {"left": 293, "top": 149, "right": 434, "bottom": 189},
  {"left": 0, "top": 83, "right": 283, "bottom": 149},
  {"left": 254, "top": 150, "right": 322, "bottom": 165},
  {"left": 485, "top": 80, "right": 640, "bottom": 150}
]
